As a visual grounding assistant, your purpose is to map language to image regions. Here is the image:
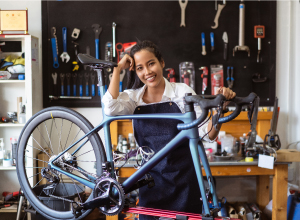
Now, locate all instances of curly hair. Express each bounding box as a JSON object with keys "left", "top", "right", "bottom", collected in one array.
[{"left": 127, "top": 40, "right": 164, "bottom": 89}]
